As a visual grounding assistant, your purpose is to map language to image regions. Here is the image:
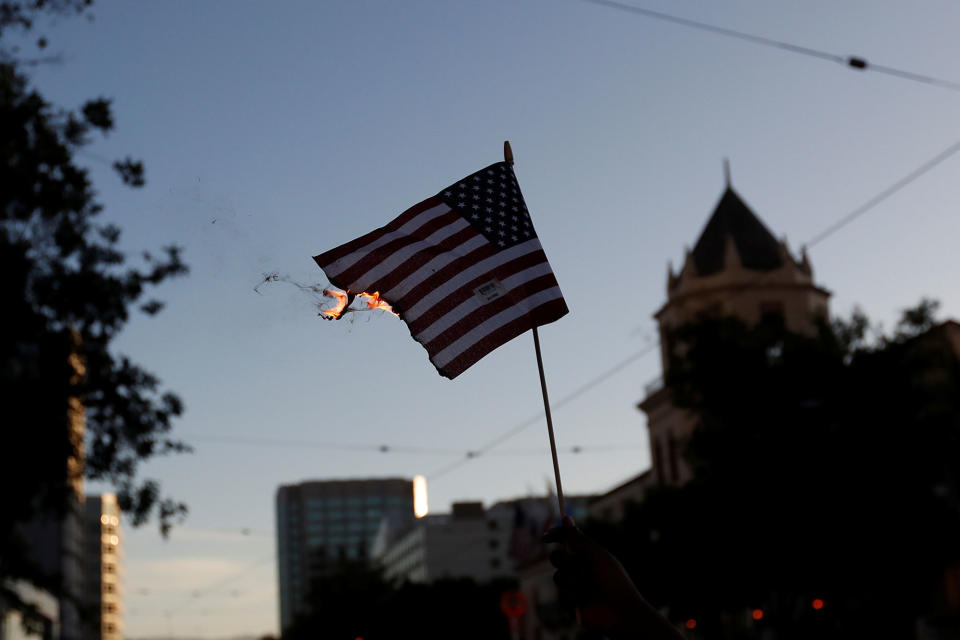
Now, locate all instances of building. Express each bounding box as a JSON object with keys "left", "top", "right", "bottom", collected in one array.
[
  {"left": 375, "top": 502, "right": 513, "bottom": 584},
  {"left": 83, "top": 495, "right": 123, "bottom": 640},
  {"left": 639, "top": 181, "right": 830, "bottom": 488},
  {"left": 13, "top": 332, "right": 88, "bottom": 640},
  {"left": 275, "top": 477, "right": 415, "bottom": 631}
]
